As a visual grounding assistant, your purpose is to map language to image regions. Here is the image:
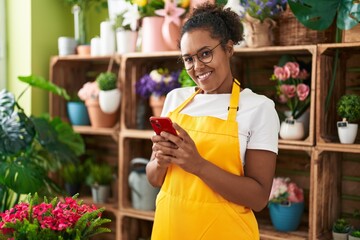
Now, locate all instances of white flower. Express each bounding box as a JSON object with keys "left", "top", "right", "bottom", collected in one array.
[
  {"left": 123, "top": 3, "right": 140, "bottom": 31},
  {"left": 150, "top": 70, "right": 163, "bottom": 83}
]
